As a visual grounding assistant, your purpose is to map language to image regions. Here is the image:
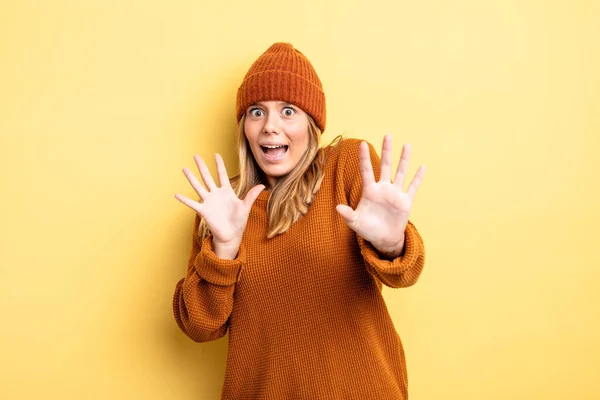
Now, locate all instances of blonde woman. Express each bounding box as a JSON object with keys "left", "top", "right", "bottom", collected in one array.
[{"left": 173, "top": 42, "right": 426, "bottom": 399}]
